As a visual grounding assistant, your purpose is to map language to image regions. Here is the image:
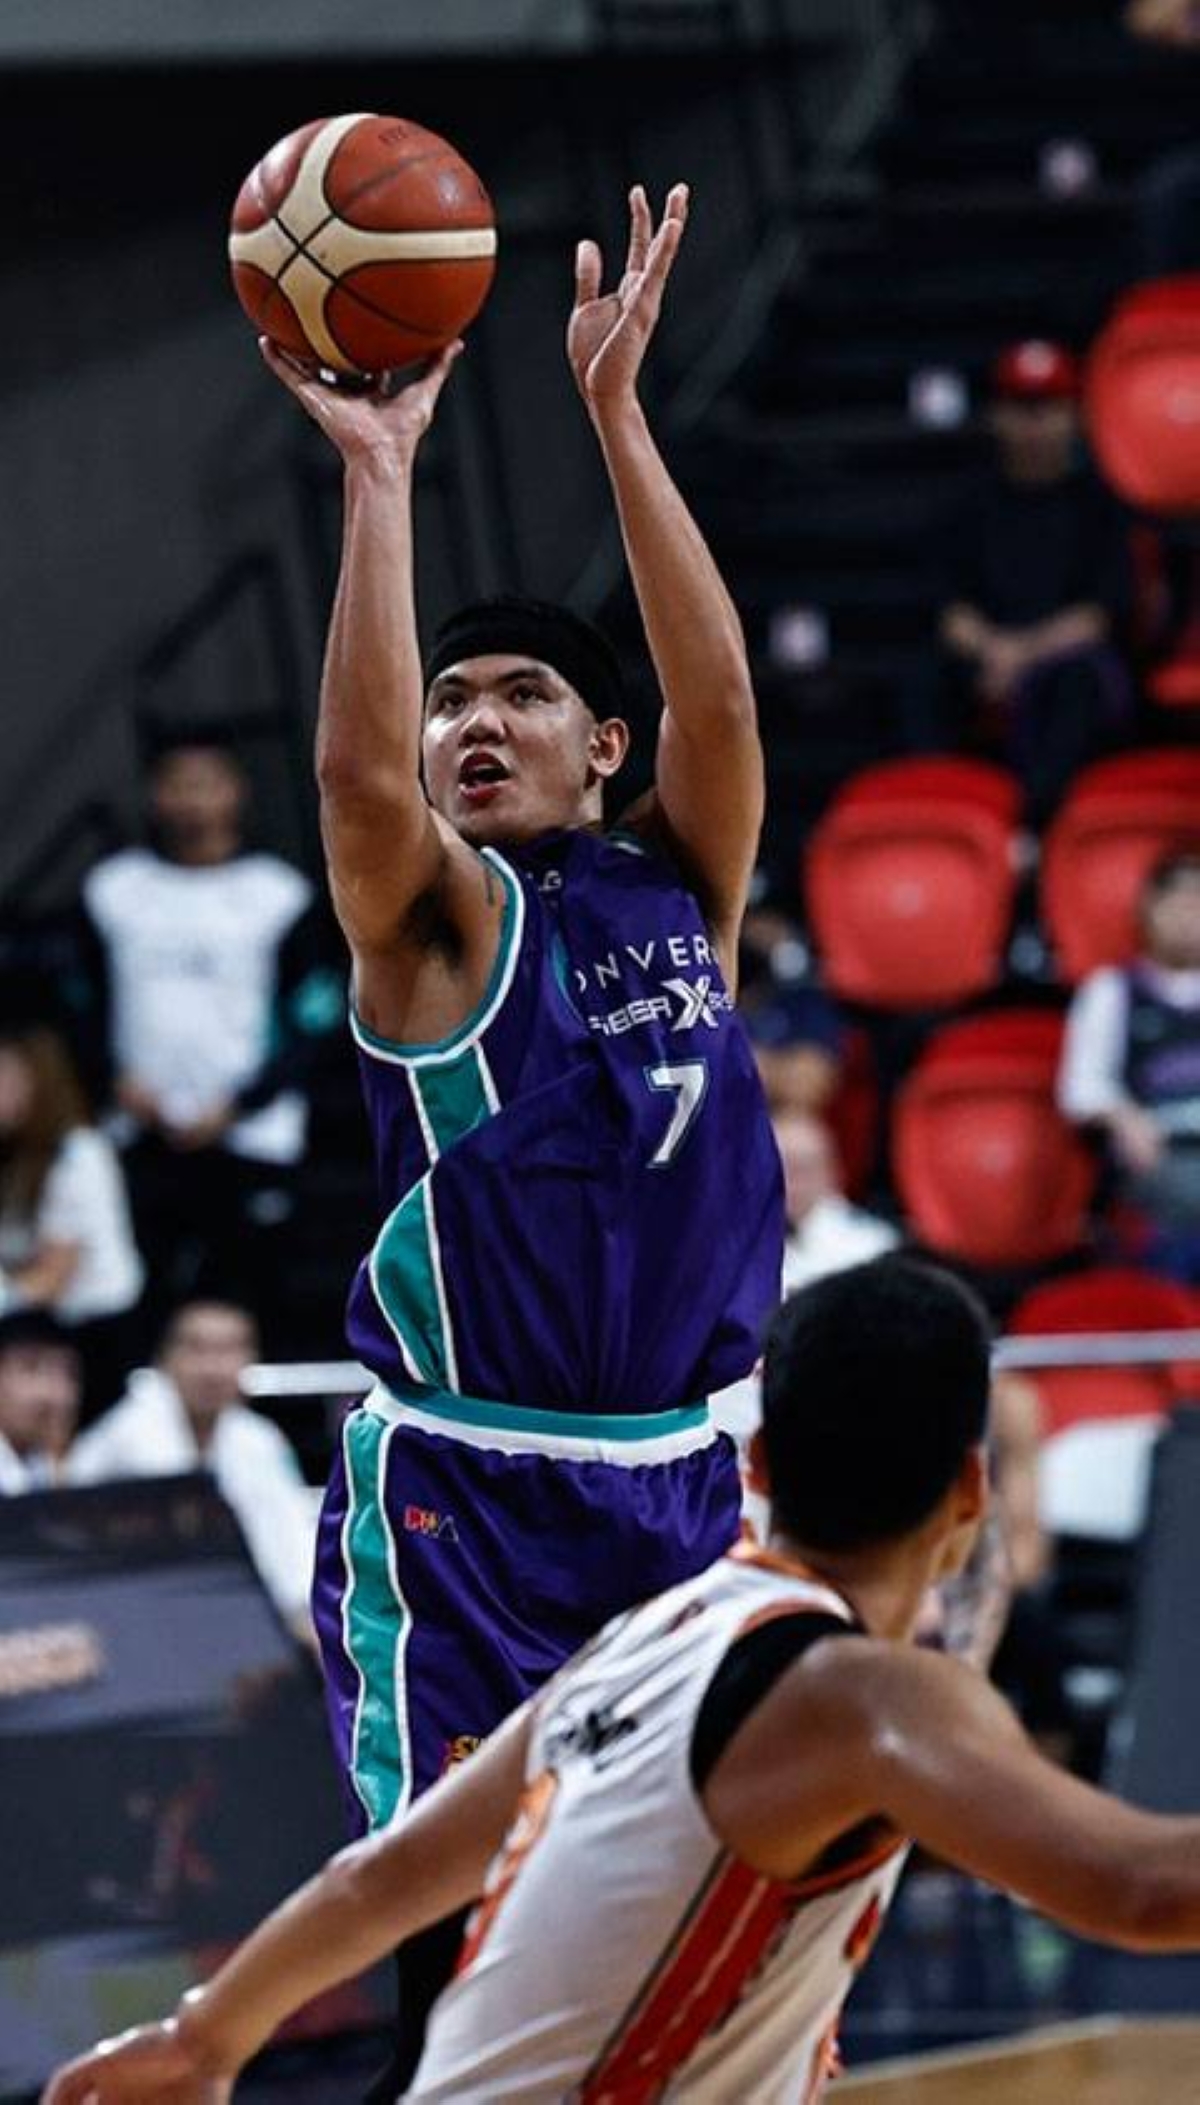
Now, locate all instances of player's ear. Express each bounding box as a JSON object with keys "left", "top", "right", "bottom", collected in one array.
[
  {"left": 588, "top": 715, "right": 630, "bottom": 779},
  {"left": 953, "top": 1444, "right": 989, "bottom": 1530},
  {"left": 746, "top": 1425, "right": 771, "bottom": 1496}
]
